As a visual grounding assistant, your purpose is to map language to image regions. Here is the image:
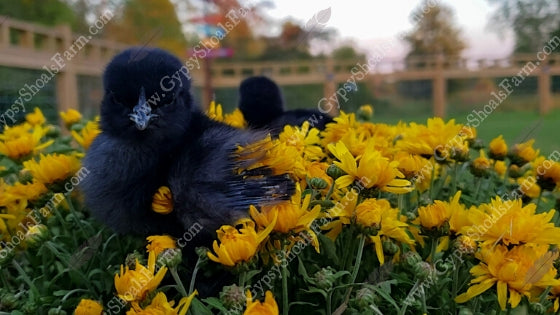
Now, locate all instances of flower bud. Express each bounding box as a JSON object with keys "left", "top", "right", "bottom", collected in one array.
[
  {"left": 157, "top": 248, "right": 182, "bottom": 268},
  {"left": 529, "top": 302, "right": 546, "bottom": 315},
  {"left": 0, "top": 292, "right": 19, "bottom": 310},
  {"left": 455, "top": 235, "right": 477, "bottom": 256},
  {"left": 309, "top": 177, "right": 328, "bottom": 190},
  {"left": 357, "top": 105, "right": 374, "bottom": 121},
  {"left": 458, "top": 308, "right": 474, "bottom": 315},
  {"left": 220, "top": 284, "right": 245, "bottom": 310},
  {"left": 125, "top": 251, "right": 144, "bottom": 269},
  {"left": 313, "top": 267, "right": 337, "bottom": 290},
  {"left": 382, "top": 239, "right": 399, "bottom": 256},
  {"left": 350, "top": 287, "right": 376, "bottom": 310},
  {"left": 401, "top": 251, "right": 422, "bottom": 269},
  {"left": 24, "top": 224, "right": 49, "bottom": 248},
  {"left": 326, "top": 164, "right": 346, "bottom": 179},
  {"left": 22, "top": 301, "right": 38, "bottom": 314},
  {"left": 413, "top": 261, "right": 435, "bottom": 281}
]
